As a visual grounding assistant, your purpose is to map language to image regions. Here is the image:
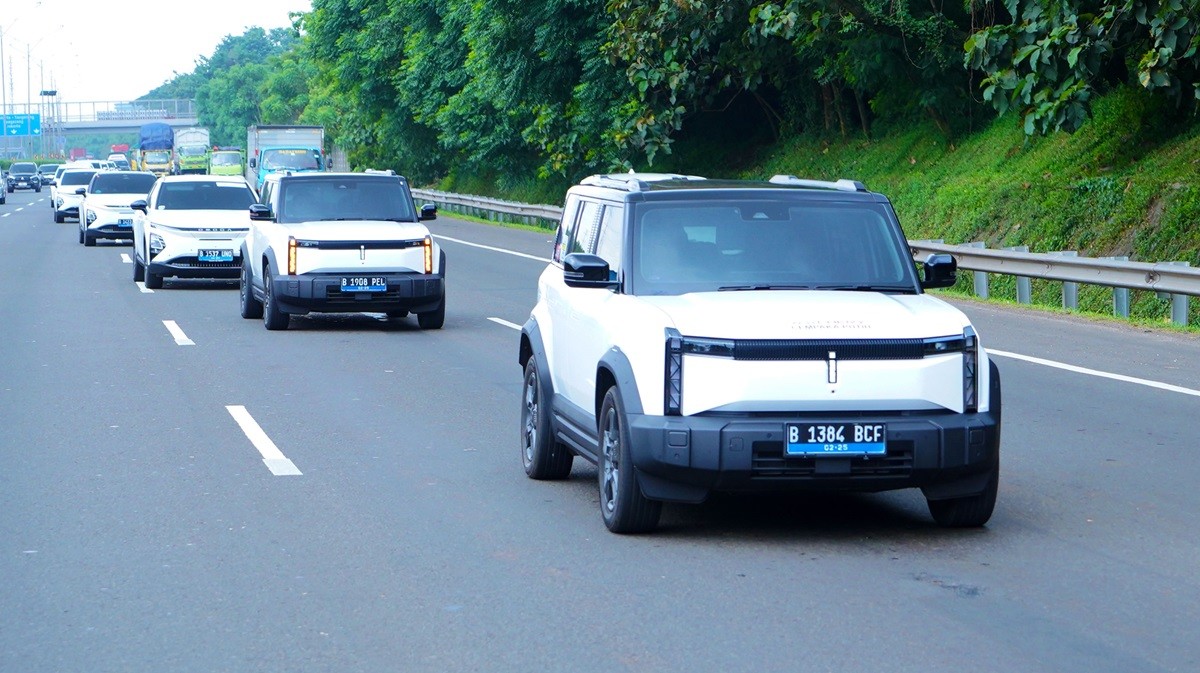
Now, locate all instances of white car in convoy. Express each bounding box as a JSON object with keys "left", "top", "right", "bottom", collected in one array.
[
  {"left": 131, "top": 174, "right": 259, "bottom": 289},
  {"left": 53, "top": 168, "right": 100, "bottom": 223},
  {"left": 239, "top": 171, "right": 443, "bottom": 330},
  {"left": 519, "top": 173, "right": 1002, "bottom": 533},
  {"left": 78, "top": 171, "right": 158, "bottom": 246}
]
